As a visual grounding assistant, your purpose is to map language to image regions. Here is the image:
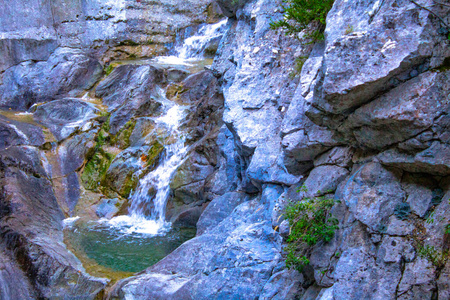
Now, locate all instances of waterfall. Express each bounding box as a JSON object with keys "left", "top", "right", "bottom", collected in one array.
[
  {"left": 153, "top": 18, "right": 228, "bottom": 65},
  {"left": 176, "top": 19, "right": 228, "bottom": 59},
  {"left": 101, "top": 19, "right": 228, "bottom": 236}
]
